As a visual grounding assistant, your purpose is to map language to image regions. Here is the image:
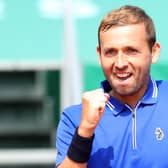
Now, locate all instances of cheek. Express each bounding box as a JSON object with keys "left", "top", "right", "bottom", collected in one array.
[
  {"left": 101, "top": 61, "right": 113, "bottom": 73},
  {"left": 101, "top": 64, "right": 113, "bottom": 79},
  {"left": 135, "top": 61, "right": 151, "bottom": 79},
  {"left": 100, "top": 57, "right": 114, "bottom": 69}
]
